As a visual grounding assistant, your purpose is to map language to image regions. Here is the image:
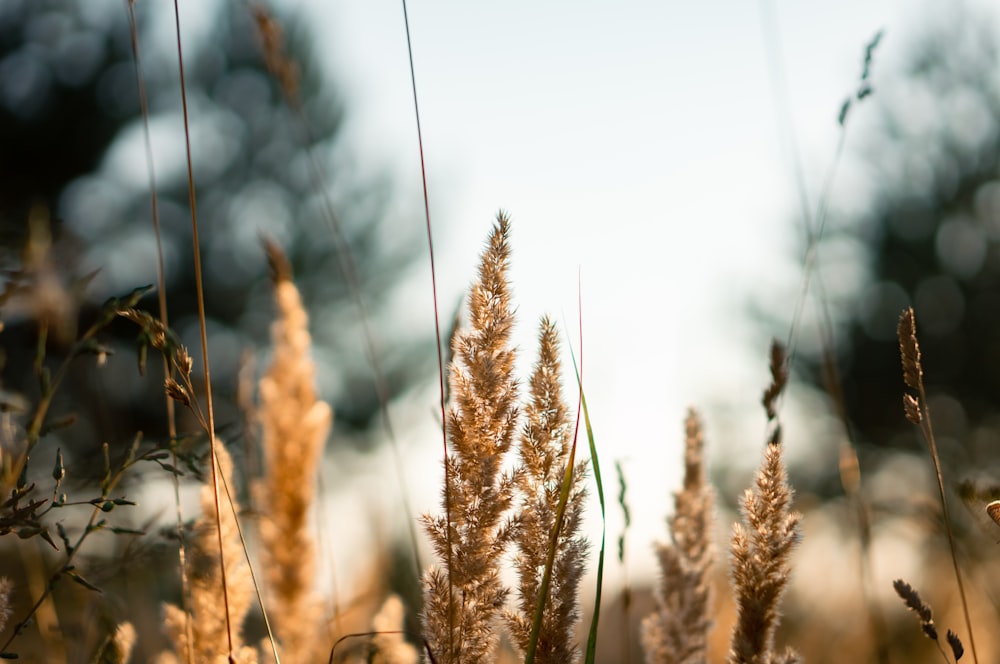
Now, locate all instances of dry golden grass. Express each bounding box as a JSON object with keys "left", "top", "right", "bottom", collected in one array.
[
  {"left": 641, "top": 409, "right": 715, "bottom": 664},
  {"left": 6, "top": 206, "right": 999, "bottom": 664},
  {"left": 160, "top": 443, "right": 256, "bottom": 664},
  {"left": 254, "top": 240, "right": 332, "bottom": 663},
  {"left": 505, "top": 317, "right": 589, "bottom": 663},
  {"left": 5, "top": 4, "right": 1000, "bottom": 664},
  {"left": 420, "top": 213, "right": 522, "bottom": 663}
]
